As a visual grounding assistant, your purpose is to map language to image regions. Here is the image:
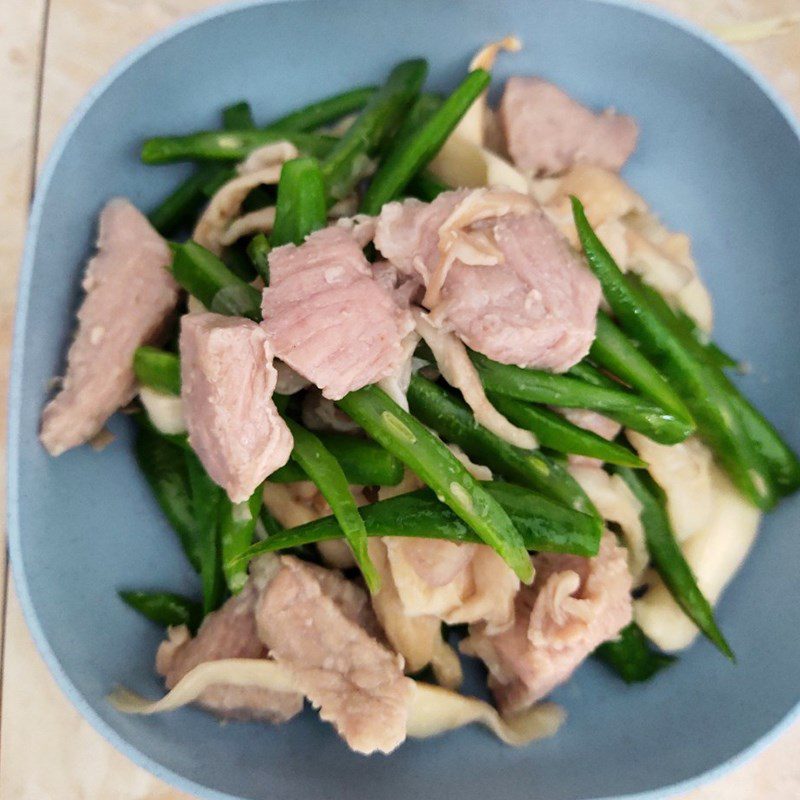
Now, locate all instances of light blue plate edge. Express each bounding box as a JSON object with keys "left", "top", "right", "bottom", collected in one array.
[{"left": 6, "top": 1, "right": 800, "bottom": 799}]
